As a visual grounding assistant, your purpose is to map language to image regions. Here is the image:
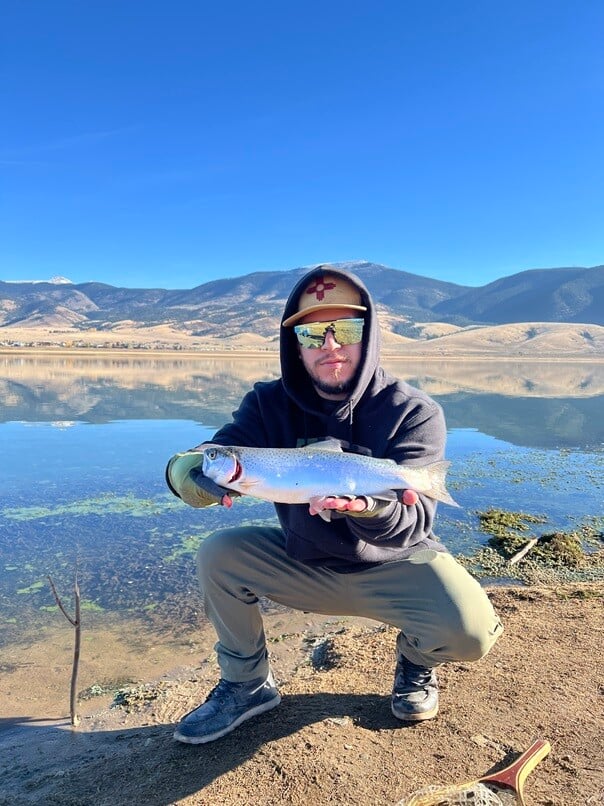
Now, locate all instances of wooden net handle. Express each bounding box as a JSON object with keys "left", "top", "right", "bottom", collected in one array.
[{"left": 479, "top": 739, "right": 551, "bottom": 796}]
